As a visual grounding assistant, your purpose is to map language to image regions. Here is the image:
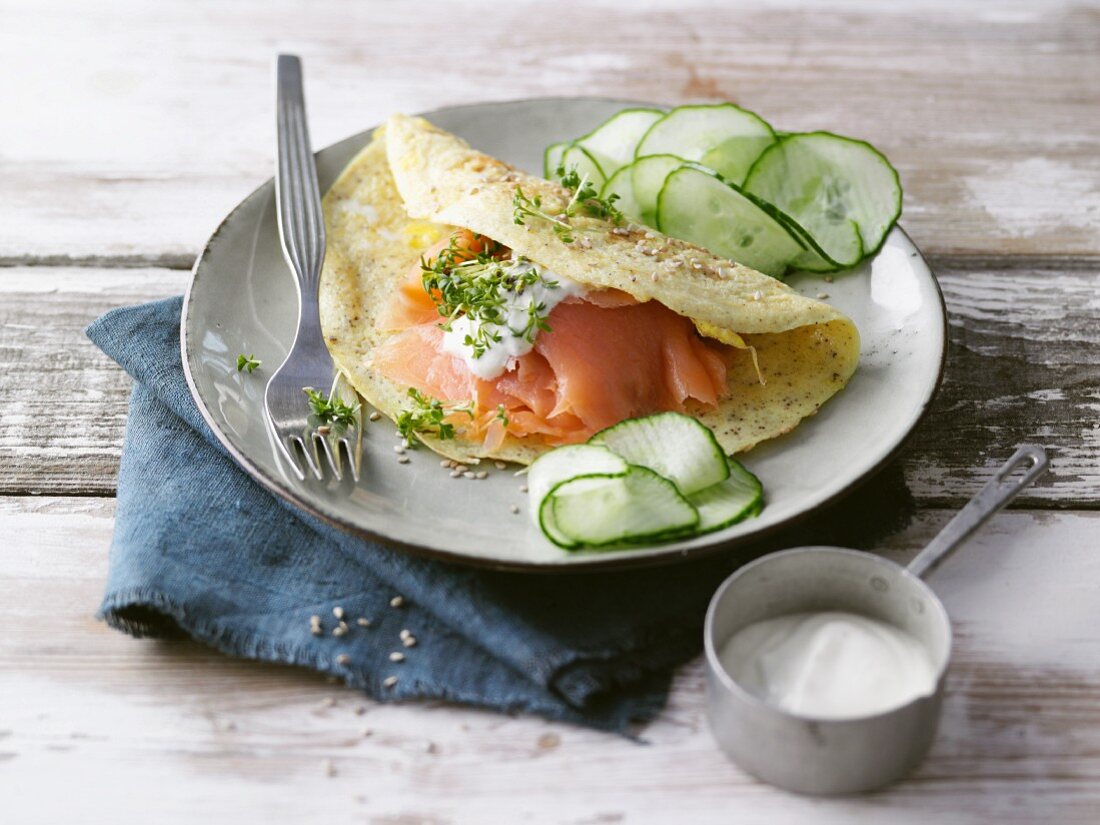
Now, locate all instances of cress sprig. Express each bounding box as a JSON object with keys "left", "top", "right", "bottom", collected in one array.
[
  {"left": 396, "top": 388, "right": 474, "bottom": 446},
  {"left": 303, "top": 385, "right": 360, "bottom": 429},
  {"left": 512, "top": 163, "right": 623, "bottom": 243}
]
